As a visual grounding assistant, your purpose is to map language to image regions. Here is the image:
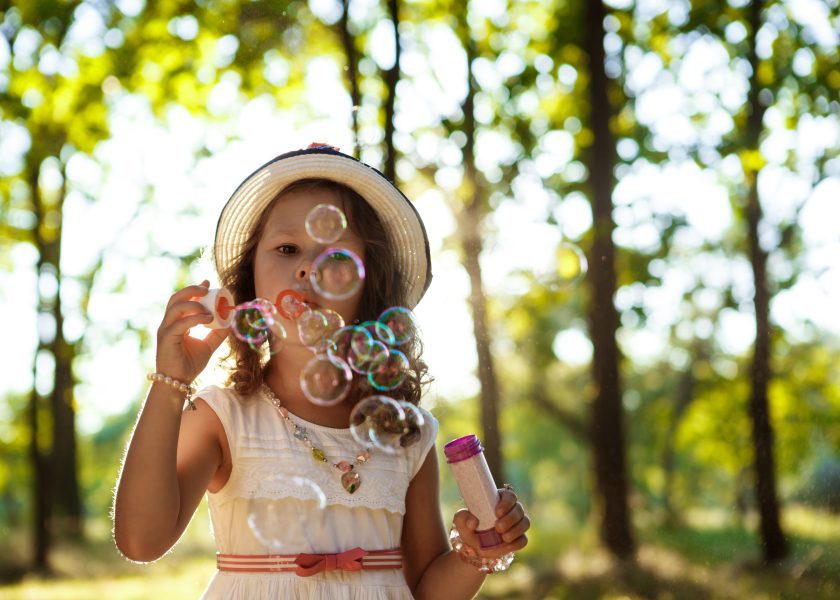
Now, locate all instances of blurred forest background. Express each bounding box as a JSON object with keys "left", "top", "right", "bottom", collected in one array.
[{"left": 1, "top": 0, "right": 839, "bottom": 598}]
